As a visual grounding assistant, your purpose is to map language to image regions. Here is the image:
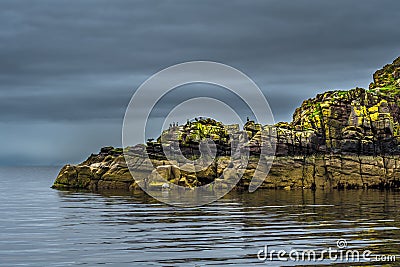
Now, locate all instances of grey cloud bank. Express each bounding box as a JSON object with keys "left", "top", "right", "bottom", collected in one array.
[{"left": 0, "top": 0, "right": 399, "bottom": 165}]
